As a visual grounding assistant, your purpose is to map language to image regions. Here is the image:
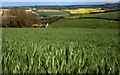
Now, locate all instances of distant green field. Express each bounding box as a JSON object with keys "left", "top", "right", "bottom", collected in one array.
[
  {"left": 82, "top": 11, "right": 120, "bottom": 19},
  {"left": 2, "top": 28, "right": 120, "bottom": 73},
  {"left": 36, "top": 12, "right": 70, "bottom": 16},
  {"left": 50, "top": 19, "right": 118, "bottom": 28},
  {"left": 65, "top": 11, "right": 119, "bottom": 20},
  {"left": 2, "top": 7, "right": 13, "bottom": 9}
]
